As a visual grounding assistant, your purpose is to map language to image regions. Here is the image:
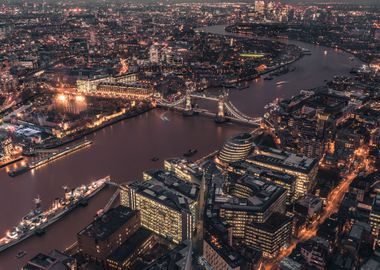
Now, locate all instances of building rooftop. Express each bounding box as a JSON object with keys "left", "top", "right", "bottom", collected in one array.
[
  {"left": 22, "top": 250, "right": 73, "bottom": 270},
  {"left": 296, "top": 195, "right": 322, "bottom": 209},
  {"left": 204, "top": 233, "right": 245, "bottom": 269},
  {"left": 144, "top": 169, "right": 199, "bottom": 200},
  {"left": 129, "top": 180, "right": 192, "bottom": 213},
  {"left": 144, "top": 240, "right": 192, "bottom": 270},
  {"left": 221, "top": 174, "right": 286, "bottom": 213},
  {"left": 232, "top": 161, "right": 296, "bottom": 185},
  {"left": 77, "top": 205, "right": 138, "bottom": 241},
  {"left": 165, "top": 158, "right": 203, "bottom": 178},
  {"left": 107, "top": 228, "right": 152, "bottom": 263},
  {"left": 249, "top": 147, "right": 318, "bottom": 174},
  {"left": 248, "top": 212, "right": 292, "bottom": 233}
]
